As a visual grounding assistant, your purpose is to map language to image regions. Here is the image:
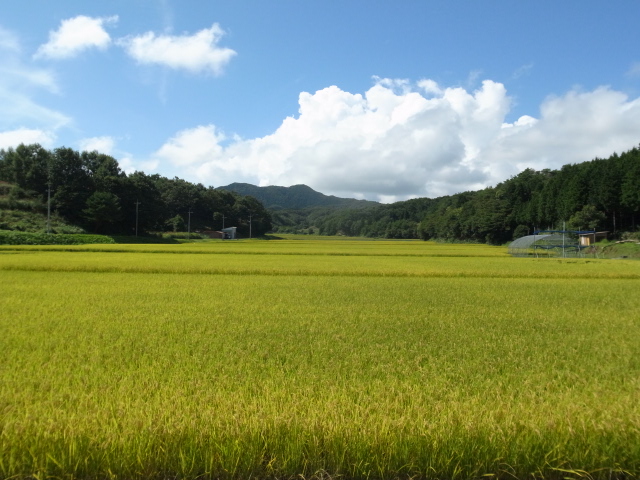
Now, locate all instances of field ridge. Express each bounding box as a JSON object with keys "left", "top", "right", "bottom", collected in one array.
[{"left": 2, "top": 262, "right": 640, "bottom": 280}]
